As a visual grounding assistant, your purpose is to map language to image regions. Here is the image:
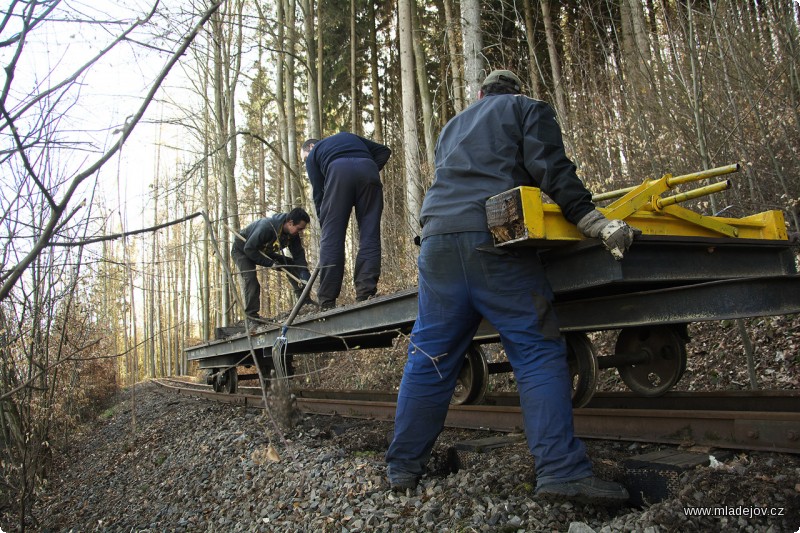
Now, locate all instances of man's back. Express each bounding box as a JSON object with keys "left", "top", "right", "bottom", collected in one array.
[
  {"left": 420, "top": 94, "right": 593, "bottom": 239},
  {"left": 309, "top": 132, "right": 390, "bottom": 177}
]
